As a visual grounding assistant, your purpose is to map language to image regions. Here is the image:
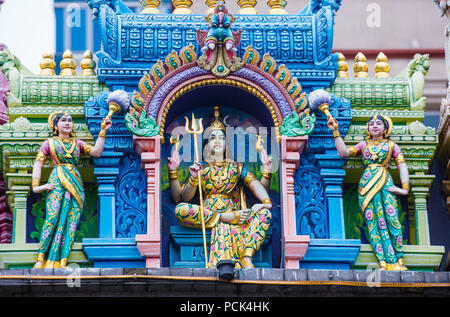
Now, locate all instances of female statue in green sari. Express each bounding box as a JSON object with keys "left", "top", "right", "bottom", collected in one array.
[
  {"left": 328, "top": 114, "right": 409, "bottom": 271},
  {"left": 32, "top": 112, "right": 112, "bottom": 268}
]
